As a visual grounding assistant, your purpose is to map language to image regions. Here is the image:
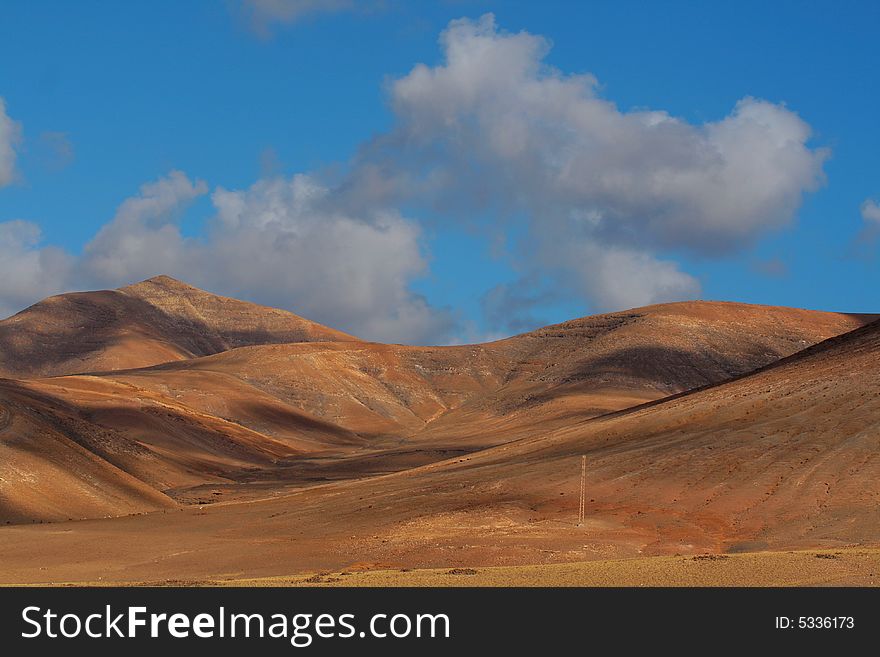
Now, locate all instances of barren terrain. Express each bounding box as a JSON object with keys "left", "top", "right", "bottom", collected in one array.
[{"left": 0, "top": 277, "right": 877, "bottom": 585}]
